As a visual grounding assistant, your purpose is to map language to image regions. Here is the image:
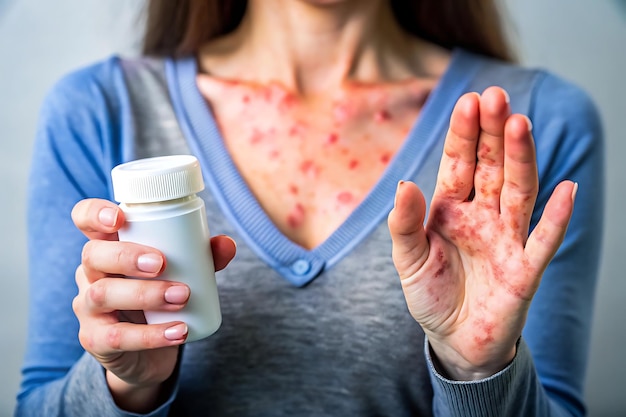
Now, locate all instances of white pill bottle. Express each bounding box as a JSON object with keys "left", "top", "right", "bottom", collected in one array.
[{"left": 111, "top": 155, "right": 221, "bottom": 342}]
